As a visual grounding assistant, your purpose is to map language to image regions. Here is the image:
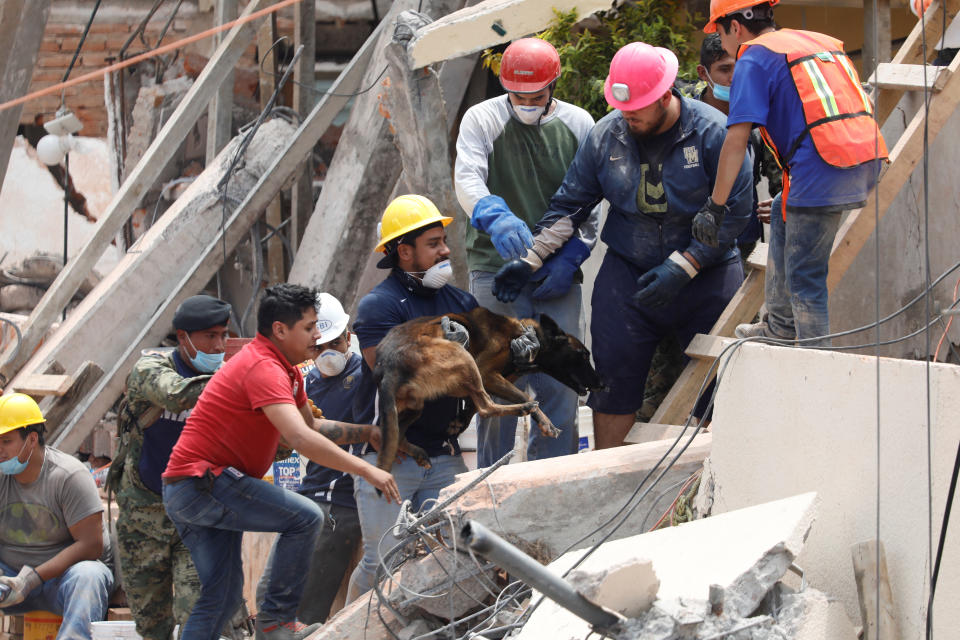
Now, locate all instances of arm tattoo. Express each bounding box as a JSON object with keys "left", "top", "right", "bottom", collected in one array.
[{"left": 317, "top": 420, "right": 368, "bottom": 444}]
